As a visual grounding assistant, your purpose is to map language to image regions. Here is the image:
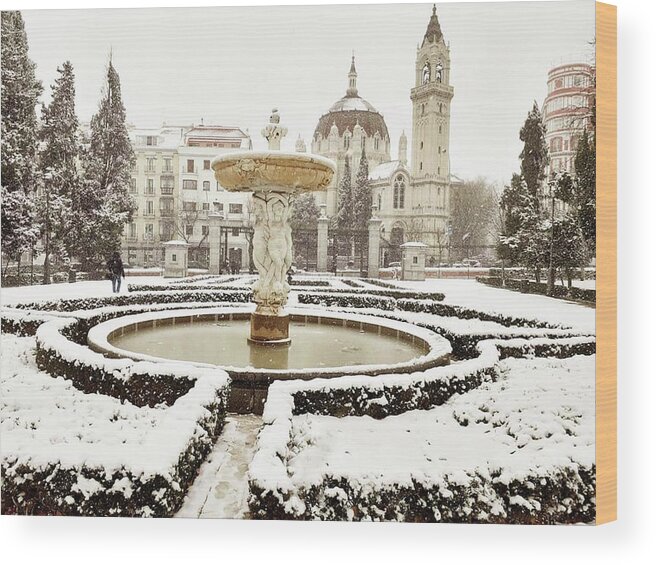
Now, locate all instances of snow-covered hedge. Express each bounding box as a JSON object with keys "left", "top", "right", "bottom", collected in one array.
[
  {"left": 1, "top": 309, "right": 64, "bottom": 337},
  {"left": 397, "top": 298, "right": 556, "bottom": 329},
  {"left": 36, "top": 317, "right": 206, "bottom": 407},
  {"left": 2, "top": 337, "right": 230, "bottom": 517},
  {"left": 290, "top": 279, "right": 332, "bottom": 287},
  {"left": 248, "top": 336, "right": 596, "bottom": 521},
  {"left": 13, "top": 289, "right": 251, "bottom": 312},
  {"left": 488, "top": 267, "right": 596, "bottom": 281},
  {"left": 297, "top": 292, "right": 397, "bottom": 310},
  {"left": 478, "top": 276, "right": 596, "bottom": 304}
]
